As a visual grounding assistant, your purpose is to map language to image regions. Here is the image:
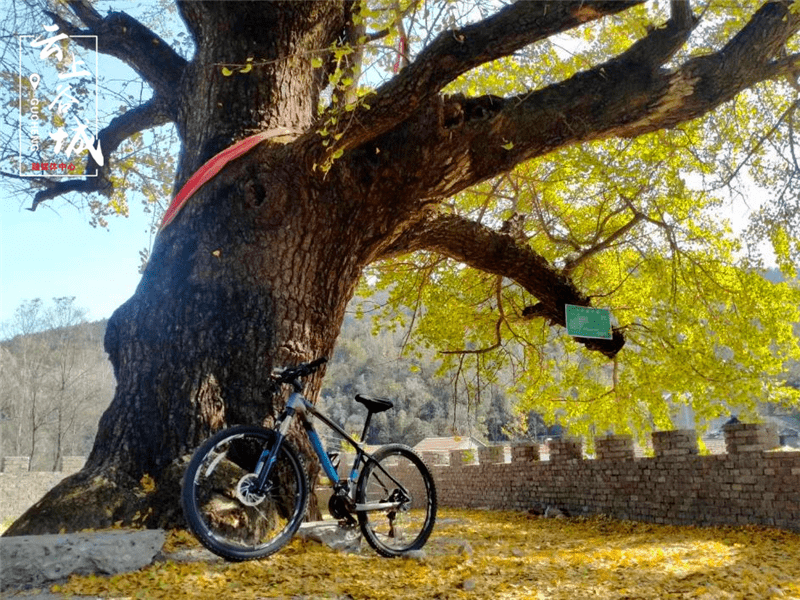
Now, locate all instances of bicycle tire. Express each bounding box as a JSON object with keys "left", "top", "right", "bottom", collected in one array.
[
  {"left": 356, "top": 444, "right": 437, "bottom": 557},
  {"left": 182, "top": 425, "right": 308, "bottom": 561}
]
